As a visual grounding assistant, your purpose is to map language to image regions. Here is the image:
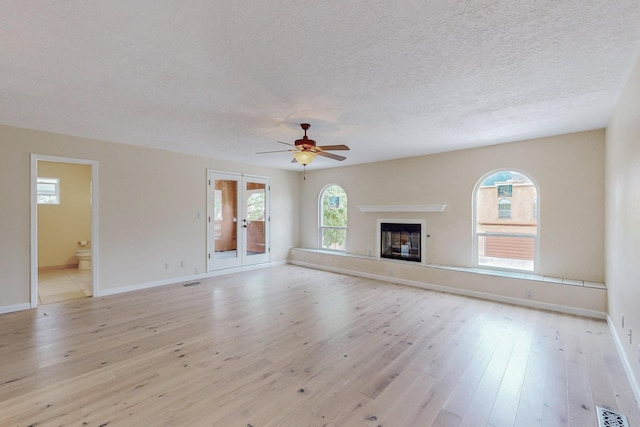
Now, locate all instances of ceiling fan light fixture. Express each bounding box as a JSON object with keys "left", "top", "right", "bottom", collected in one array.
[{"left": 293, "top": 150, "right": 316, "bottom": 165}]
